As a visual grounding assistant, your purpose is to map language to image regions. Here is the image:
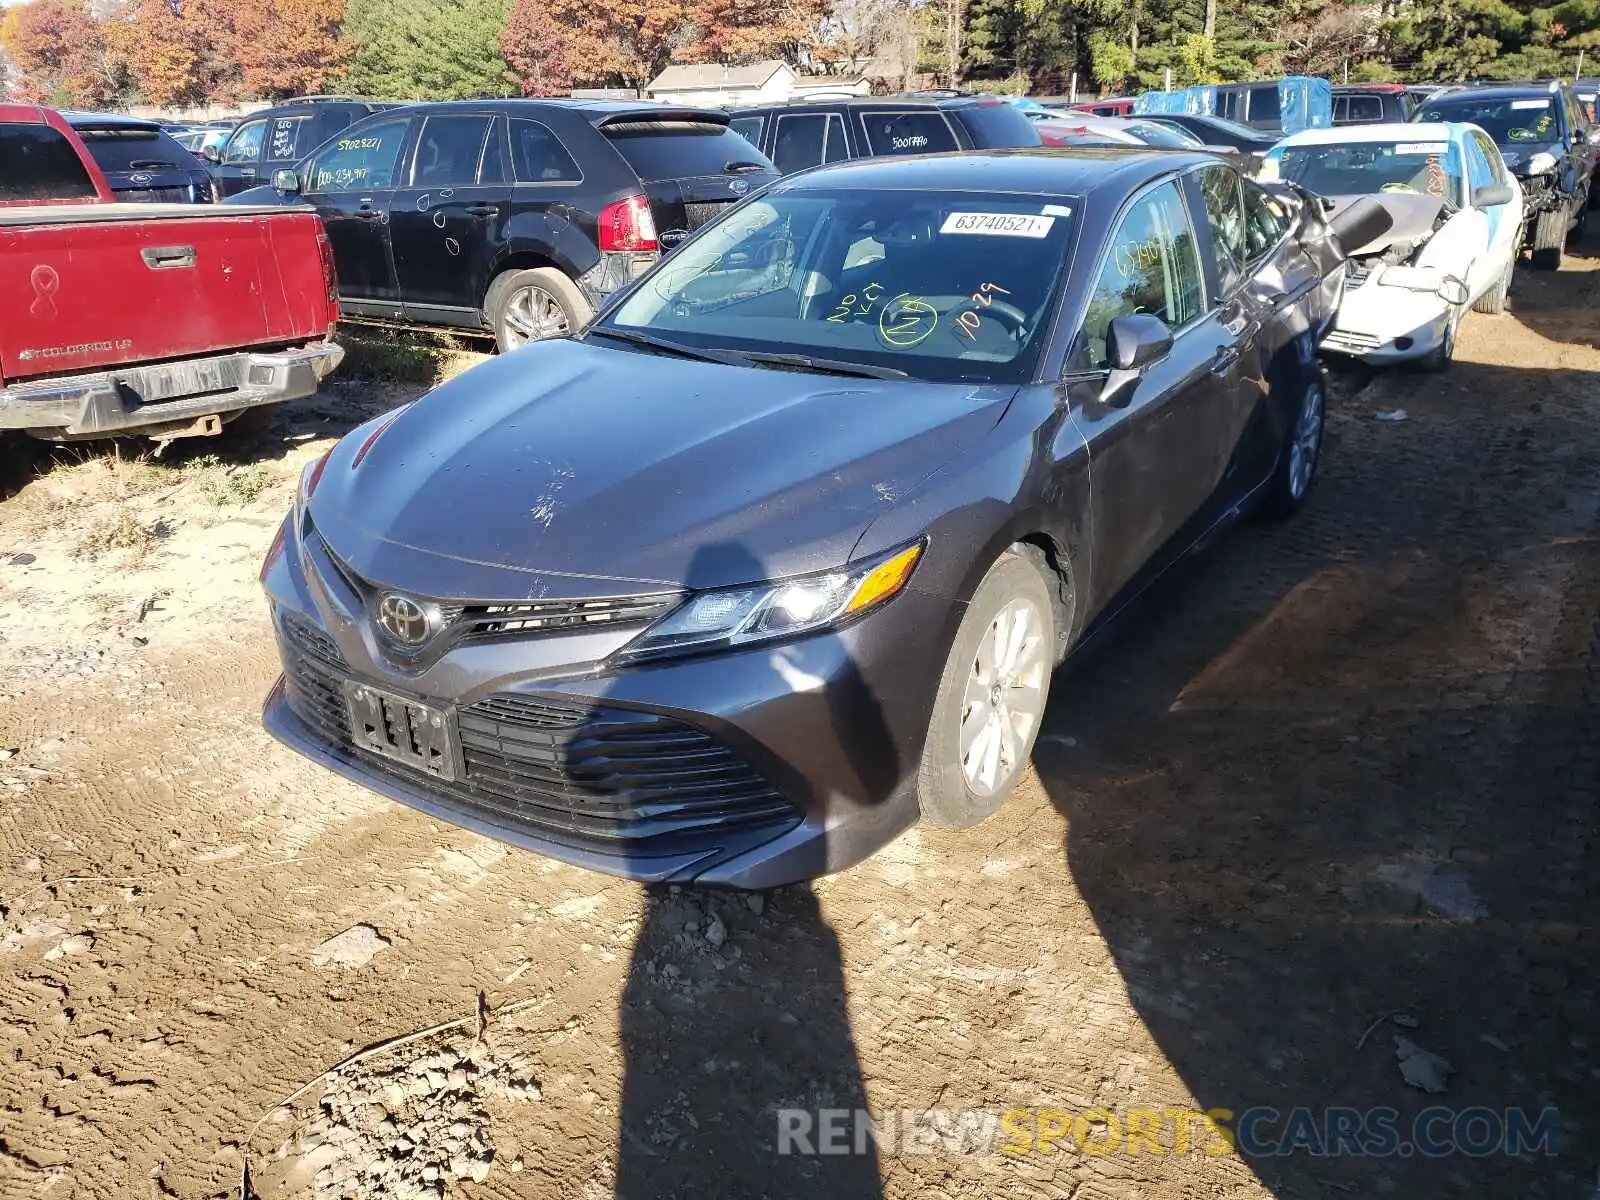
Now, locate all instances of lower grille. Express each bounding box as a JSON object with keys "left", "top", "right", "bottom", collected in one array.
[
  {"left": 685, "top": 200, "right": 735, "bottom": 229},
  {"left": 1322, "top": 329, "right": 1383, "bottom": 353},
  {"left": 277, "top": 622, "right": 799, "bottom": 851}
]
